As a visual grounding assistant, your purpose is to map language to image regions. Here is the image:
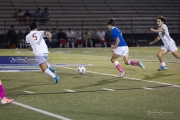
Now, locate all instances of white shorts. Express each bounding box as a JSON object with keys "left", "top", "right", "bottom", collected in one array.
[
  {"left": 114, "top": 46, "right": 129, "bottom": 57},
  {"left": 161, "top": 43, "right": 178, "bottom": 53},
  {"left": 35, "top": 53, "right": 49, "bottom": 65}
]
